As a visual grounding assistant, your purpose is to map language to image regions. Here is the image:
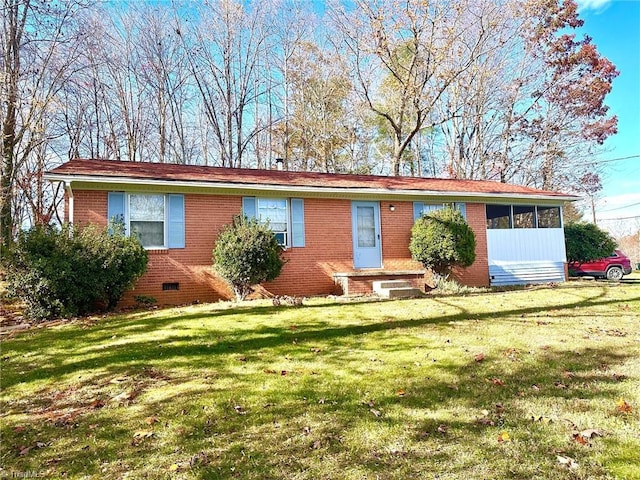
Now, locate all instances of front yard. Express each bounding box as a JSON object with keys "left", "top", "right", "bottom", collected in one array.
[{"left": 1, "top": 281, "right": 639, "bottom": 479}]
